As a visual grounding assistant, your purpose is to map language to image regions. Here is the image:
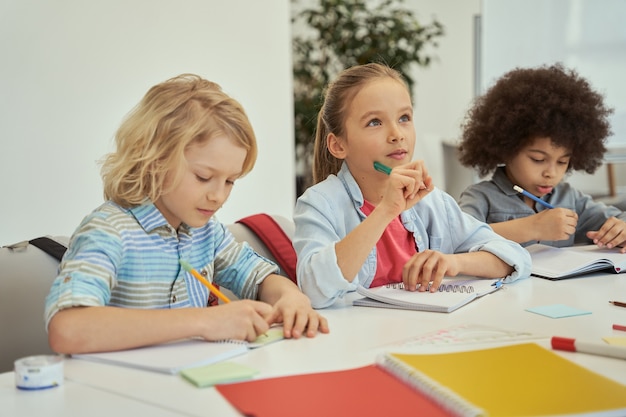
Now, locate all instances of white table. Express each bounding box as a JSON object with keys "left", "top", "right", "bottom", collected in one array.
[
  {"left": 2, "top": 273, "right": 626, "bottom": 416},
  {"left": 0, "top": 373, "right": 188, "bottom": 417}
]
